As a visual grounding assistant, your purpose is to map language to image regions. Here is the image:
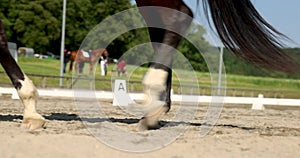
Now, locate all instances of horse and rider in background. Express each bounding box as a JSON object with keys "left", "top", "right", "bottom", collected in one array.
[{"left": 68, "top": 48, "right": 108, "bottom": 75}]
